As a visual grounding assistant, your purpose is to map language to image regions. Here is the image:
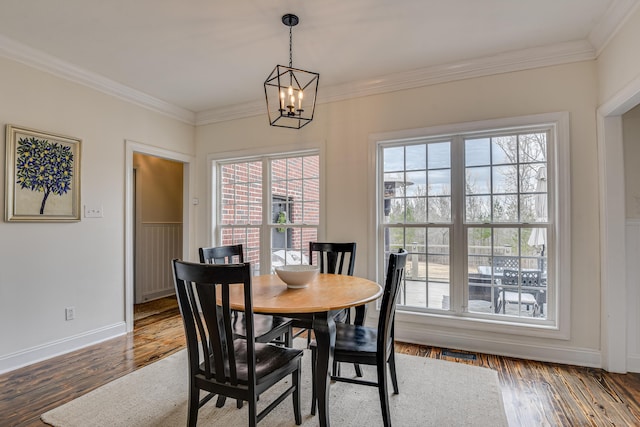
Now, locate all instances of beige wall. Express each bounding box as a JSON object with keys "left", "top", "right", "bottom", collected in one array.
[
  {"left": 196, "top": 61, "right": 601, "bottom": 355},
  {"left": 597, "top": 5, "right": 640, "bottom": 104},
  {"left": 5, "top": 9, "right": 640, "bottom": 369},
  {"left": 0, "top": 56, "right": 194, "bottom": 361},
  {"left": 133, "top": 153, "right": 183, "bottom": 223},
  {"left": 624, "top": 105, "right": 640, "bottom": 218}
]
